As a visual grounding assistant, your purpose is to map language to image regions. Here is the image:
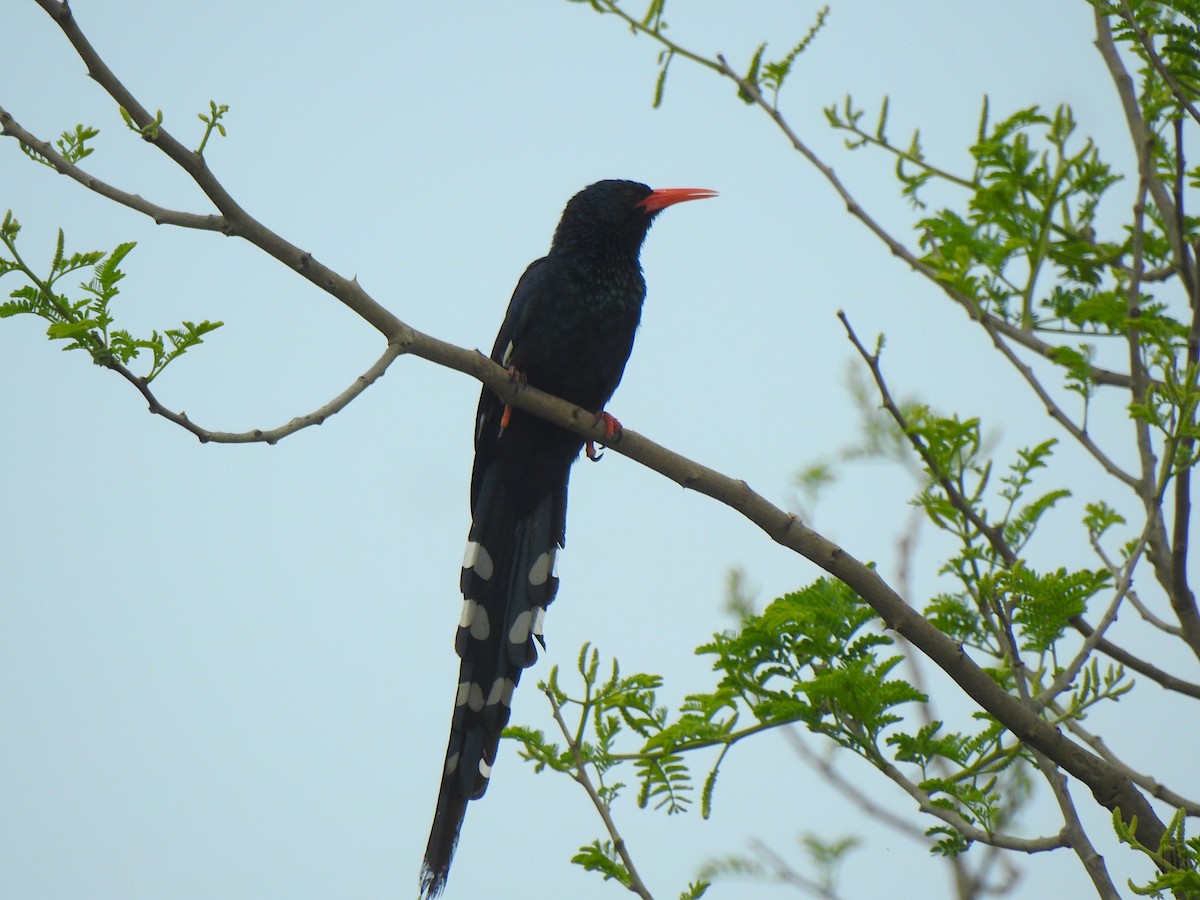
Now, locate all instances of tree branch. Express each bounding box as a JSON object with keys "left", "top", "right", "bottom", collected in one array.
[
  {"left": 1023, "top": 748, "right": 1119, "bottom": 899},
  {"left": 0, "top": 106, "right": 227, "bottom": 231},
  {"left": 1114, "top": 0, "right": 1200, "bottom": 130},
  {"left": 842, "top": 300, "right": 1200, "bottom": 701},
  {"left": 710, "top": 55, "right": 1142, "bottom": 395},
  {"left": 1059, "top": 717, "right": 1200, "bottom": 816},
  {"left": 28, "top": 0, "right": 403, "bottom": 340},
  {"left": 839, "top": 311, "right": 1018, "bottom": 565},
  {"left": 781, "top": 729, "right": 935, "bottom": 844},
  {"left": 1093, "top": 9, "right": 1194, "bottom": 295},
  {"left": 978, "top": 322, "right": 1139, "bottom": 490},
  {"left": 545, "top": 688, "right": 653, "bottom": 900},
  {"left": 1093, "top": 7, "right": 1200, "bottom": 660},
  {"left": 105, "top": 341, "right": 405, "bottom": 444},
  {"left": 878, "top": 759, "right": 1068, "bottom": 855}
]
